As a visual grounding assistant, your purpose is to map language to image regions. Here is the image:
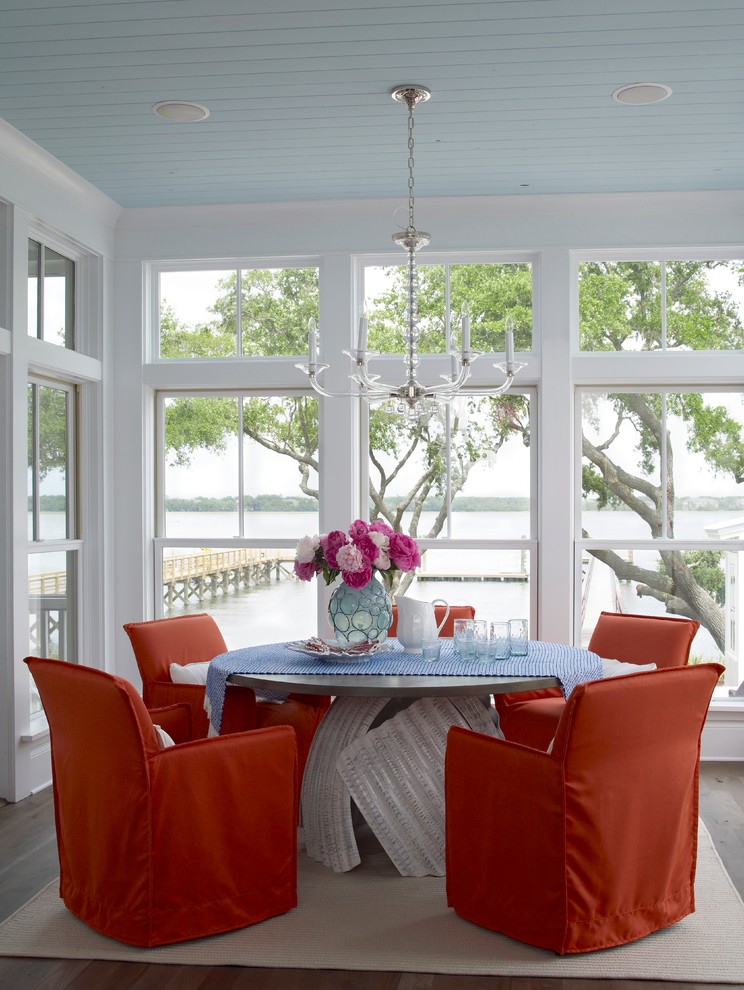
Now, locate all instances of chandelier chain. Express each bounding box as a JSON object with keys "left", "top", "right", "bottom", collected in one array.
[{"left": 407, "top": 101, "right": 416, "bottom": 232}]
